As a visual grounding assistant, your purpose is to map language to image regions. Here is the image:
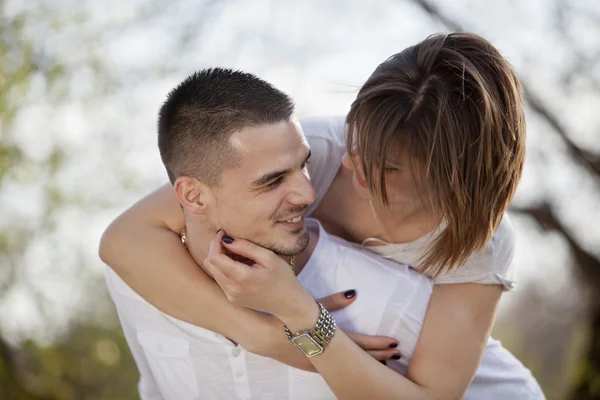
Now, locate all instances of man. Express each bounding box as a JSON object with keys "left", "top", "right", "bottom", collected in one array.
[{"left": 105, "top": 68, "right": 543, "bottom": 399}]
